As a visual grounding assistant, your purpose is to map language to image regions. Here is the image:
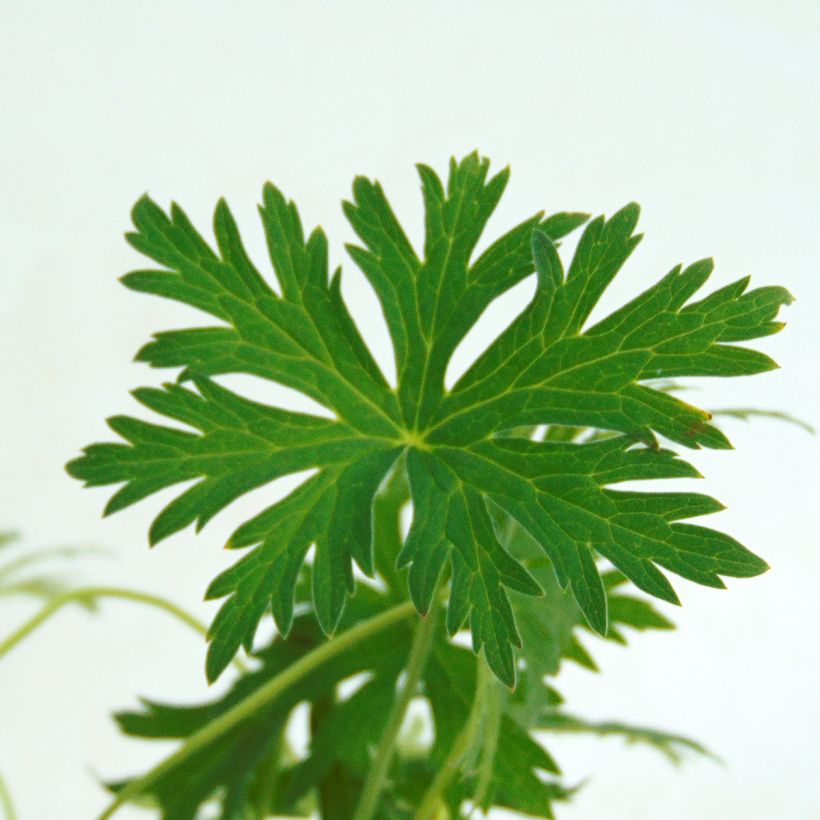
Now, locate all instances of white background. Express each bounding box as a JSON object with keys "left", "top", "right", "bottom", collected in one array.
[{"left": 1, "top": 1, "right": 819, "bottom": 818}]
